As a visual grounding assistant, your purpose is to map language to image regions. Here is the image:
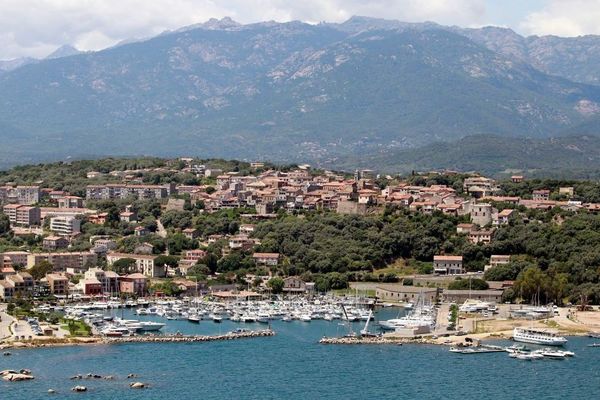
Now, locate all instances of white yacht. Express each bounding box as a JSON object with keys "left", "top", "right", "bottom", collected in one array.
[
  {"left": 513, "top": 327, "right": 567, "bottom": 346},
  {"left": 137, "top": 321, "right": 165, "bottom": 332}
]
